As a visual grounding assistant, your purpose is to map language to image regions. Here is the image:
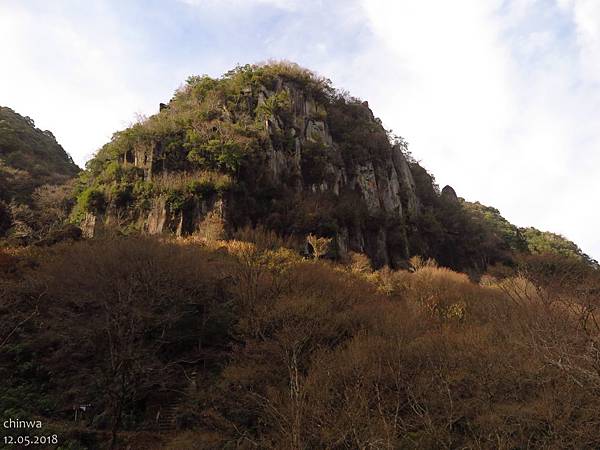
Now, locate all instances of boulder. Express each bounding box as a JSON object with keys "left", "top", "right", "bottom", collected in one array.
[{"left": 441, "top": 185, "right": 459, "bottom": 202}]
